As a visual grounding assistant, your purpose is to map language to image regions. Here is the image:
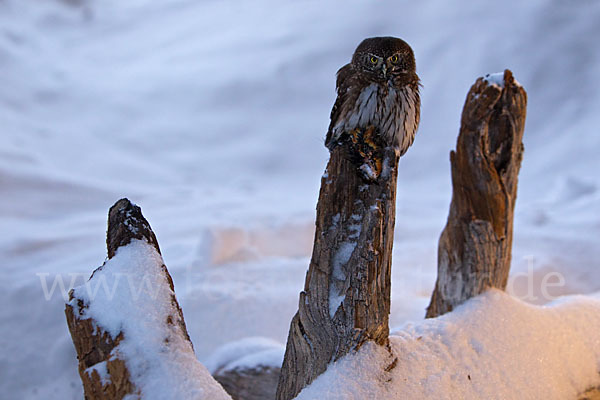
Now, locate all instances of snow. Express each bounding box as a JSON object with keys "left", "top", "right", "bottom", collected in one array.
[
  {"left": 205, "top": 337, "right": 285, "bottom": 374},
  {"left": 483, "top": 72, "right": 505, "bottom": 88},
  {"left": 483, "top": 71, "right": 523, "bottom": 89},
  {"left": 359, "top": 163, "right": 378, "bottom": 181},
  {"left": 1, "top": 0, "right": 599, "bottom": 398},
  {"left": 329, "top": 241, "right": 357, "bottom": 317},
  {"left": 333, "top": 242, "right": 356, "bottom": 278},
  {"left": 85, "top": 361, "right": 110, "bottom": 386},
  {"left": 69, "top": 240, "right": 230, "bottom": 400},
  {"left": 296, "top": 290, "right": 600, "bottom": 400},
  {"left": 328, "top": 293, "right": 346, "bottom": 319}
]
